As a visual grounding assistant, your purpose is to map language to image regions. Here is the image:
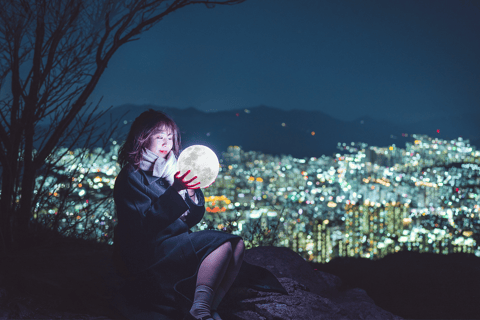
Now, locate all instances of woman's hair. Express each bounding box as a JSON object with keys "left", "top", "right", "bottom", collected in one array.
[{"left": 118, "top": 109, "right": 181, "bottom": 168}]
